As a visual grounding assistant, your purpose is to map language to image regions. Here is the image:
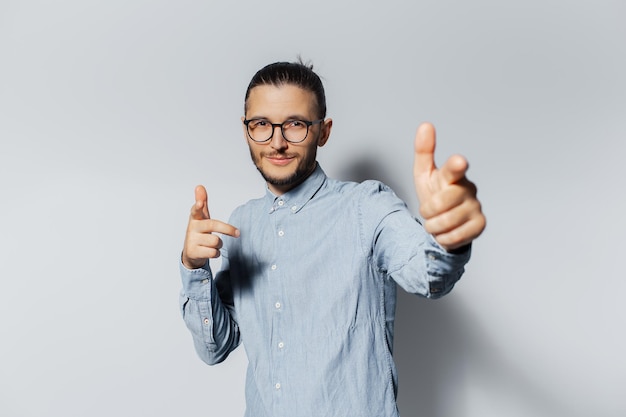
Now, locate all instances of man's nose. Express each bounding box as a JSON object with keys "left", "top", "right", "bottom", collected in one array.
[{"left": 269, "top": 125, "right": 288, "bottom": 150}]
